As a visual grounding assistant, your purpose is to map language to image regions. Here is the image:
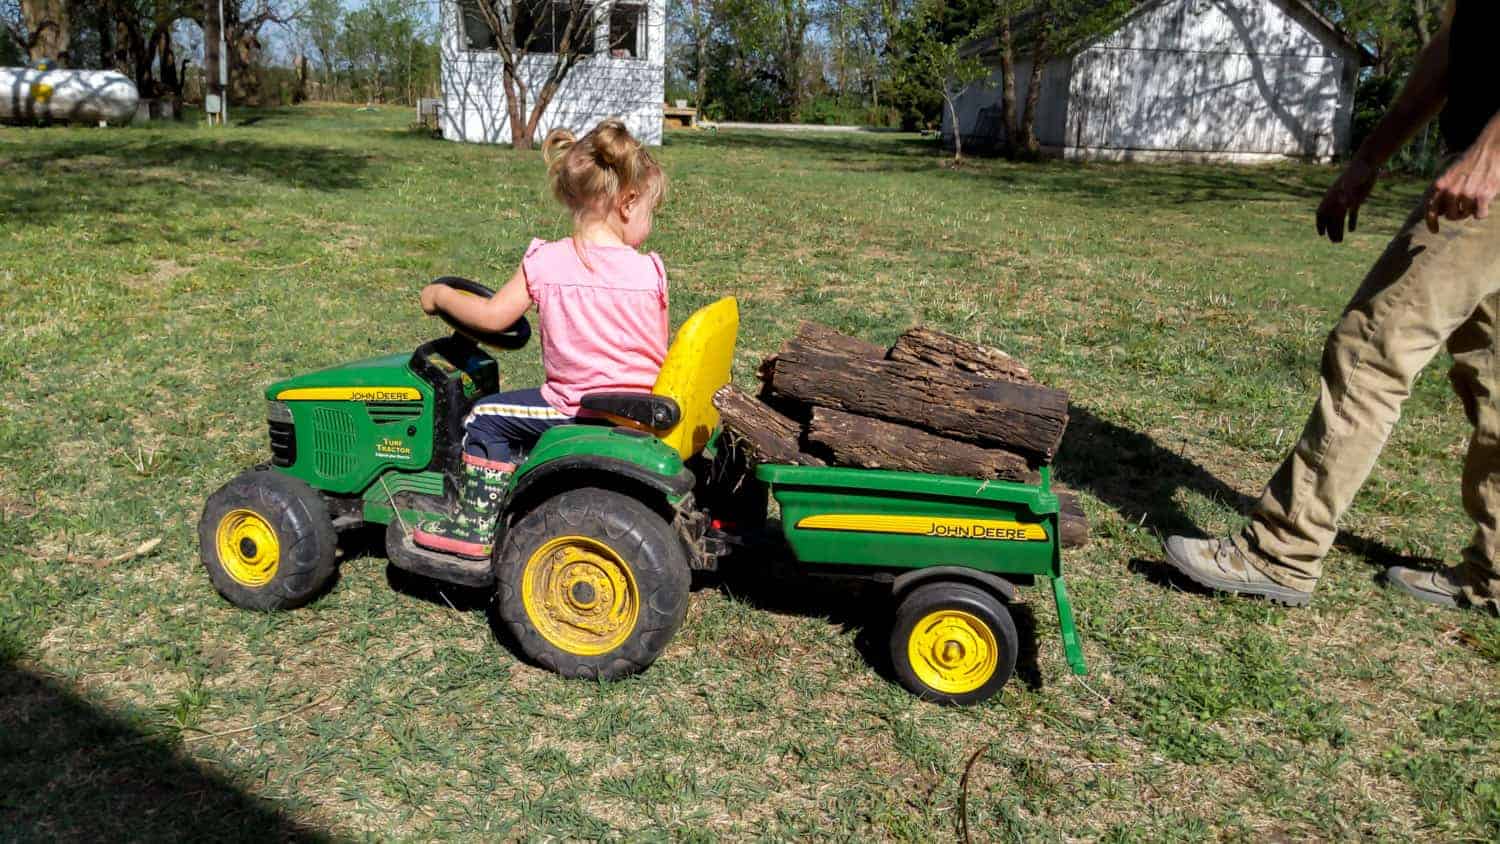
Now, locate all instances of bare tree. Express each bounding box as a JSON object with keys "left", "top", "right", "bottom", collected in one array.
[
  {"left": 200, "top": 0, "right": 293, "bottom": 108},
  {"left": 470, "top": 0, "right": 636, "bottom": 149},
  {"left": 684, "top": 0, "right": 715, "bottom": 107},
  {"left": 993, "top": 0, "right": 1128, "bottom": 158},
  {"left": 3, "top": 0, "right": 70, "bottom": 61}
]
